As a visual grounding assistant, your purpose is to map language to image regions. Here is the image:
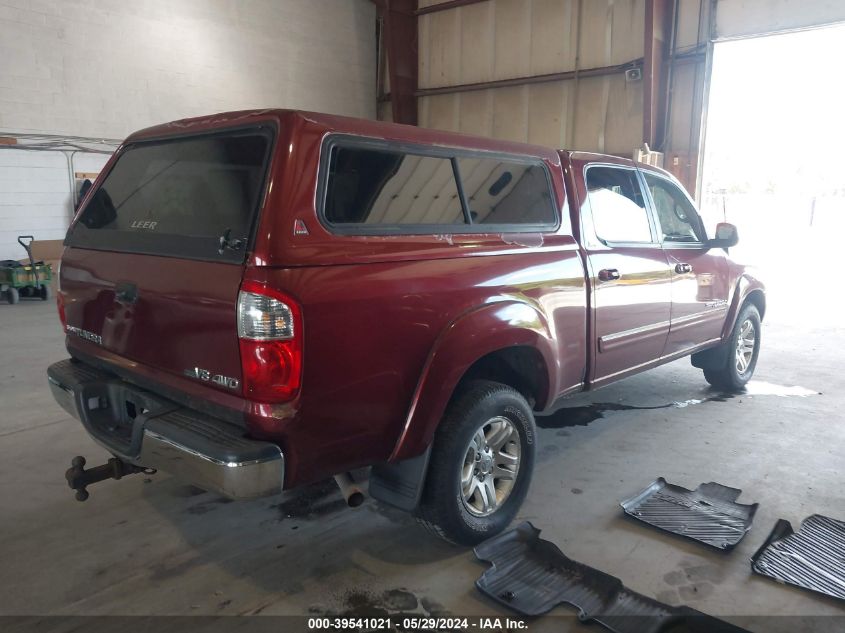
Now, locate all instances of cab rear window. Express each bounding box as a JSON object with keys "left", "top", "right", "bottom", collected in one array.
[
  {"left": 66, "top": 127, "right": 274, "bottom": 262},
  {"left": 320, "top": 137, "right": 558, "bottom": 234}
]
